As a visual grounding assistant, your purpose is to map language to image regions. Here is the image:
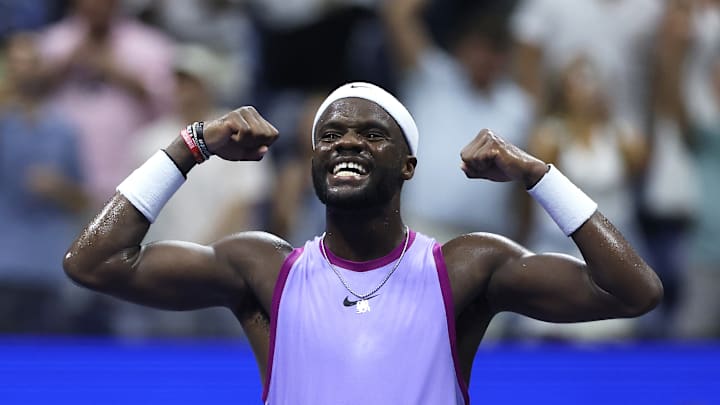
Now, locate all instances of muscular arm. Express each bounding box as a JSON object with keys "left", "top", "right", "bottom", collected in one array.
[
  {"left": 63, "top": 193, "right": 247, "bottom": 310},
  {"left": 483, "top": 213, "right": 661, "bottom": 322},
  {"left": 63, "top": 107, "right": 282, "bottom": 311},
  {"left": 453, "top": 129, "right": 663, "bottom": 323}
]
